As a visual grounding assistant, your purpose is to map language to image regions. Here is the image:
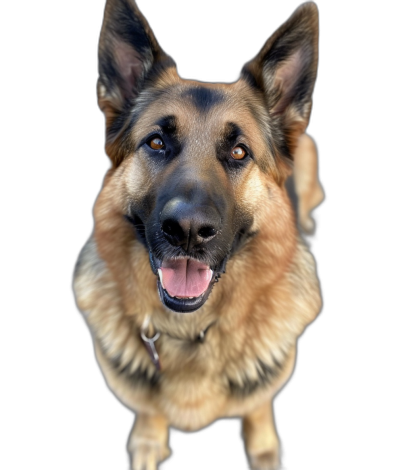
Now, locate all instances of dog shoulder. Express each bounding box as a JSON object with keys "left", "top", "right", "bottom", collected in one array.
[
  {"left": 74, "top": 237, "right": 113, "bottom": 309},
  {"left": 287, "top": 239, "right": 322, "bottom": 327}
]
